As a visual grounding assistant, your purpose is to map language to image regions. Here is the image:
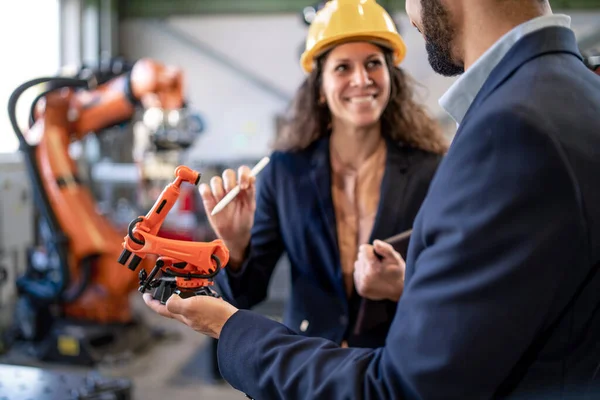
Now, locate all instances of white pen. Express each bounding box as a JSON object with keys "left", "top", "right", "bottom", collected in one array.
[{"left": 210, "top": 156, "right": 271, "bottom": 216}]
